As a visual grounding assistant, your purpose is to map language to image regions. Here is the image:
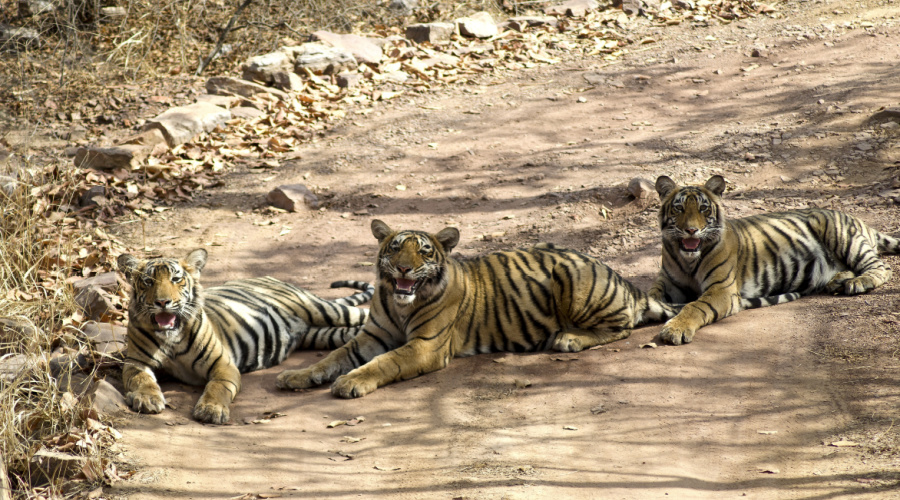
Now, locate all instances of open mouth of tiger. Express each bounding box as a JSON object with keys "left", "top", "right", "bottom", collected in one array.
[
  {"left": 152, "top": 312, "right": 181, "bottom": 331},
  {"left": 393, "top": 277, "right": 421, "bottom": 296},
  {"left": 680, "top": 237, "right": 702, "bottom": 253}
]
